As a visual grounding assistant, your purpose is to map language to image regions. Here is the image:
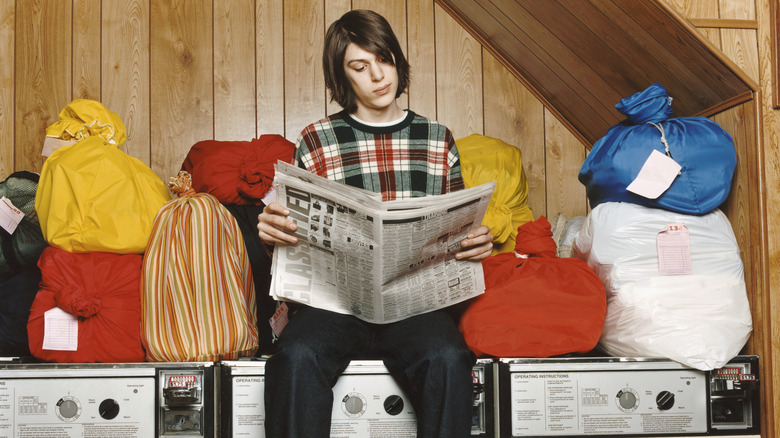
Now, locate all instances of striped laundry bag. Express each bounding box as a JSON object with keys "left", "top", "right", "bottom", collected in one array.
[{"left": 141, "top": 171, "right": 258, "bottom": 361}]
